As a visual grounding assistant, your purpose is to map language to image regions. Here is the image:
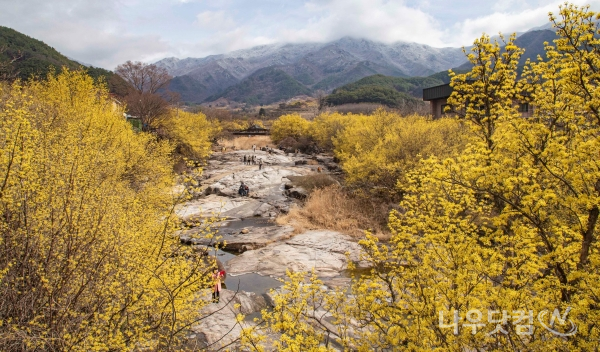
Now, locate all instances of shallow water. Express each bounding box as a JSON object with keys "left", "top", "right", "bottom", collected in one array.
[
  {"left": 223, "top": 273, "right": 282, "bottom": 295},
  {"left": 206, "top": 248, "right": 282, "bottom": 295},
  {"left": 217, "top": 217, "right": 274, "bottom": 233},
  {"left": 207, "top": 248, "right": 237, "bottom": 264}
]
